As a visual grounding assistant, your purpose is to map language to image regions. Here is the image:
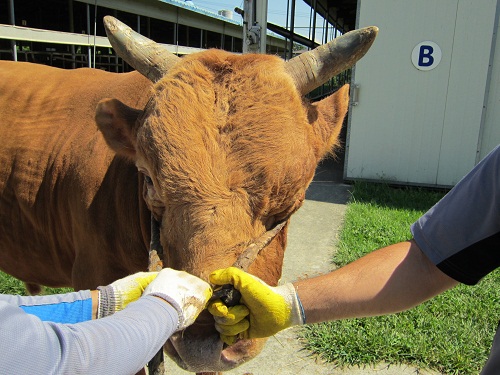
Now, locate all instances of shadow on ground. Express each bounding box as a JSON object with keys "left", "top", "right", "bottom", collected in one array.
[{"left": 307, "top": 155, "right": 351, "bottom": 205}]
